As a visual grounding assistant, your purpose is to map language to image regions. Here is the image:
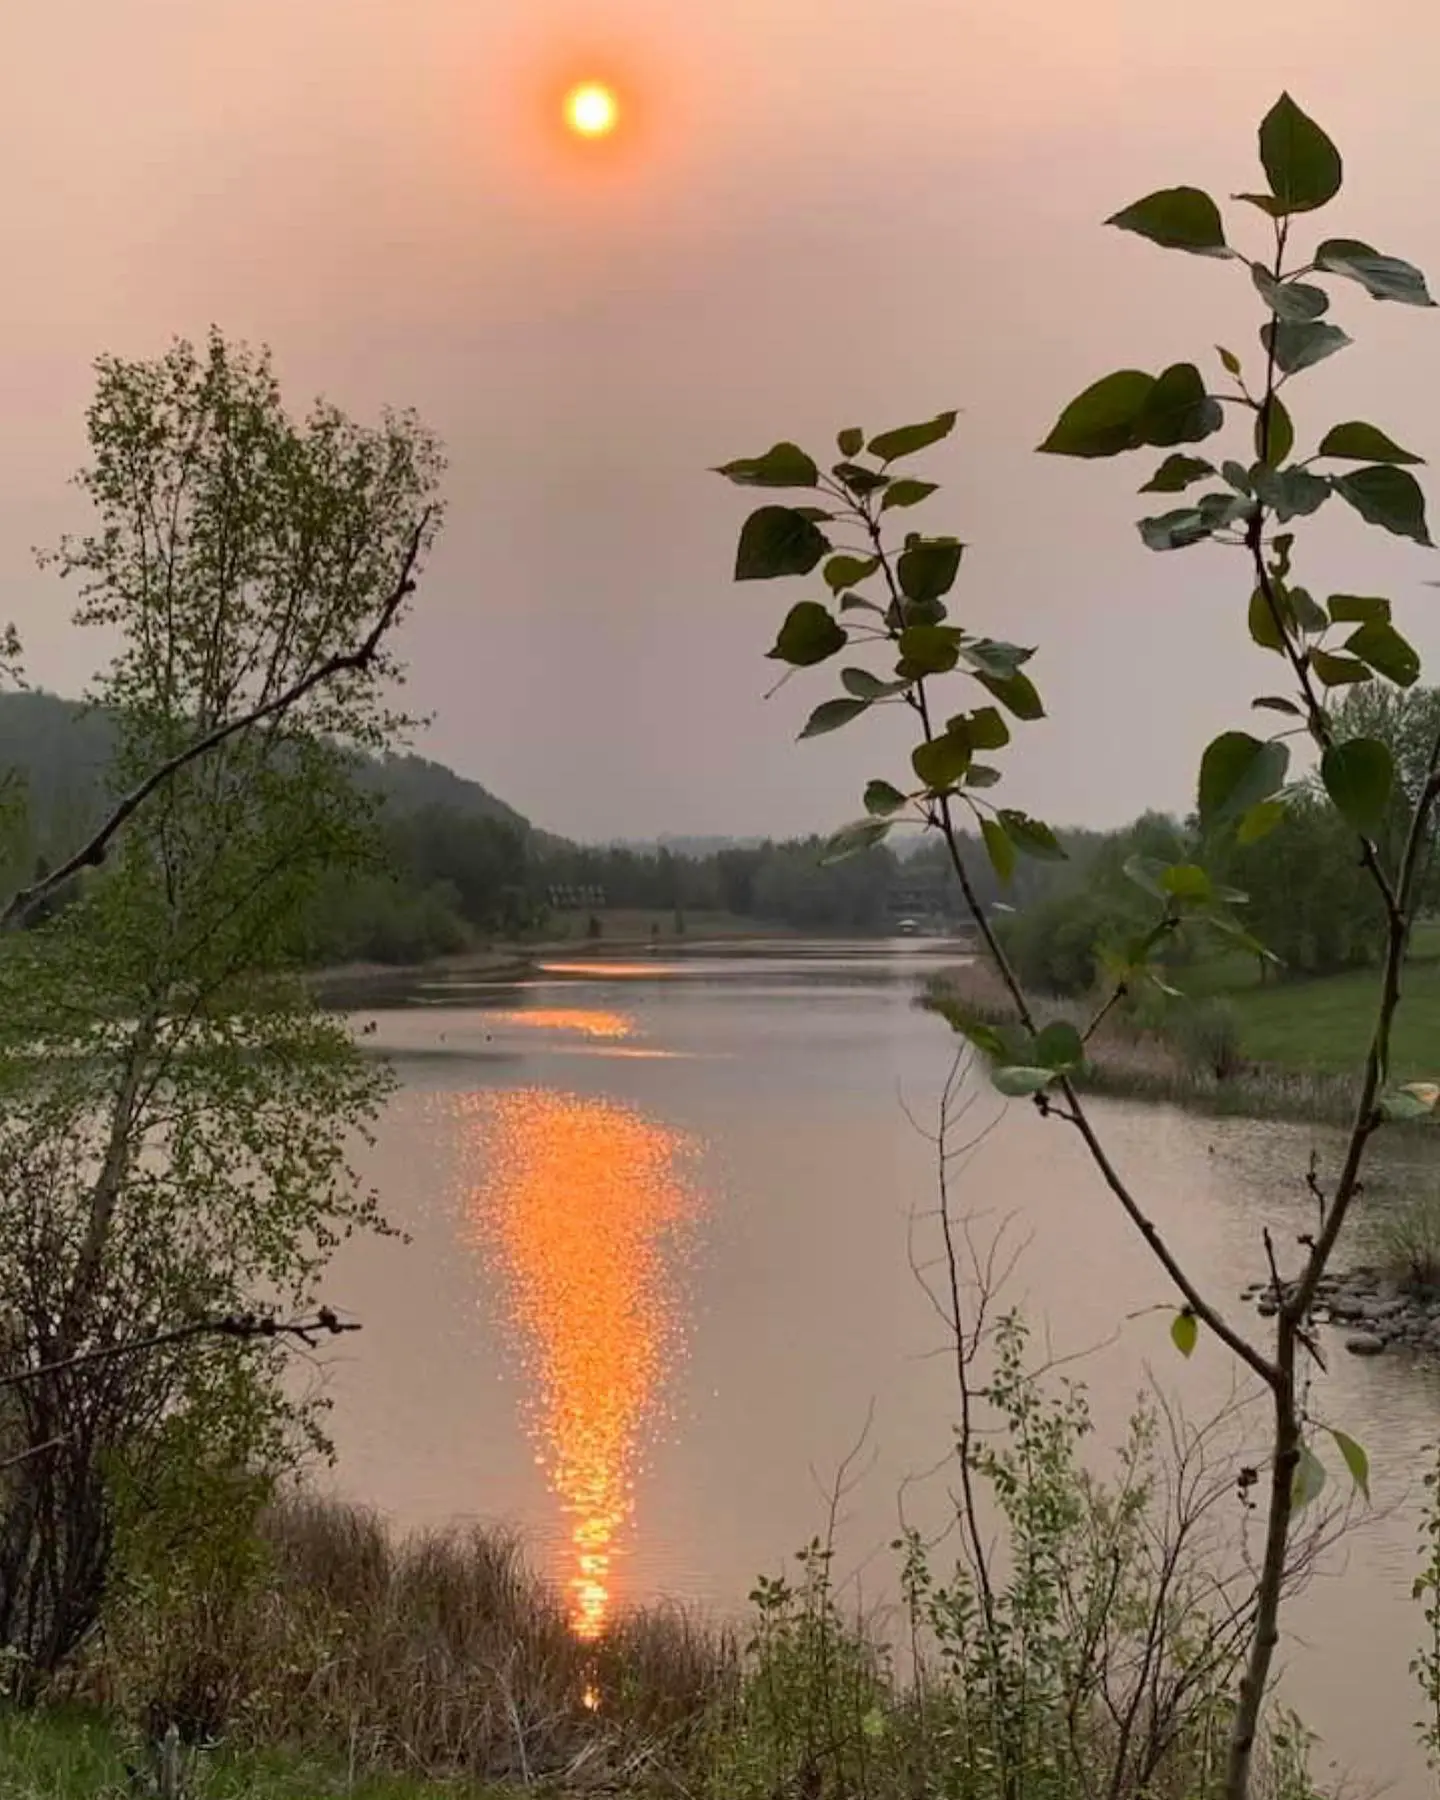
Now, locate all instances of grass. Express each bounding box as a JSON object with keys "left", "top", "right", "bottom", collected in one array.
[
  {"left": 0, "top": 1706, "right": 490, "bottom": 1799},
  {"left": 88, "top": 1494, "right": 731, "bottom": 1792},
  {"left": 1175, "top": 920, "right": 1440, "bottom": 1079}
]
